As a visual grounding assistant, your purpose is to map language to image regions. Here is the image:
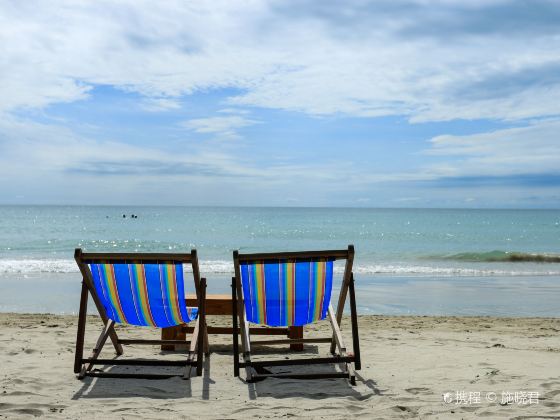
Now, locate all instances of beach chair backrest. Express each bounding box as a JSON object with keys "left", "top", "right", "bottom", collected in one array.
[
  {"left": 78, "top": 252, "right": 200, "bottom": 328},
  {"left": 239, "top": 258, "right": 334, "bottom": 327},
  {"left": 235, "top": 247, "right": 354, "bottom": 327}
]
